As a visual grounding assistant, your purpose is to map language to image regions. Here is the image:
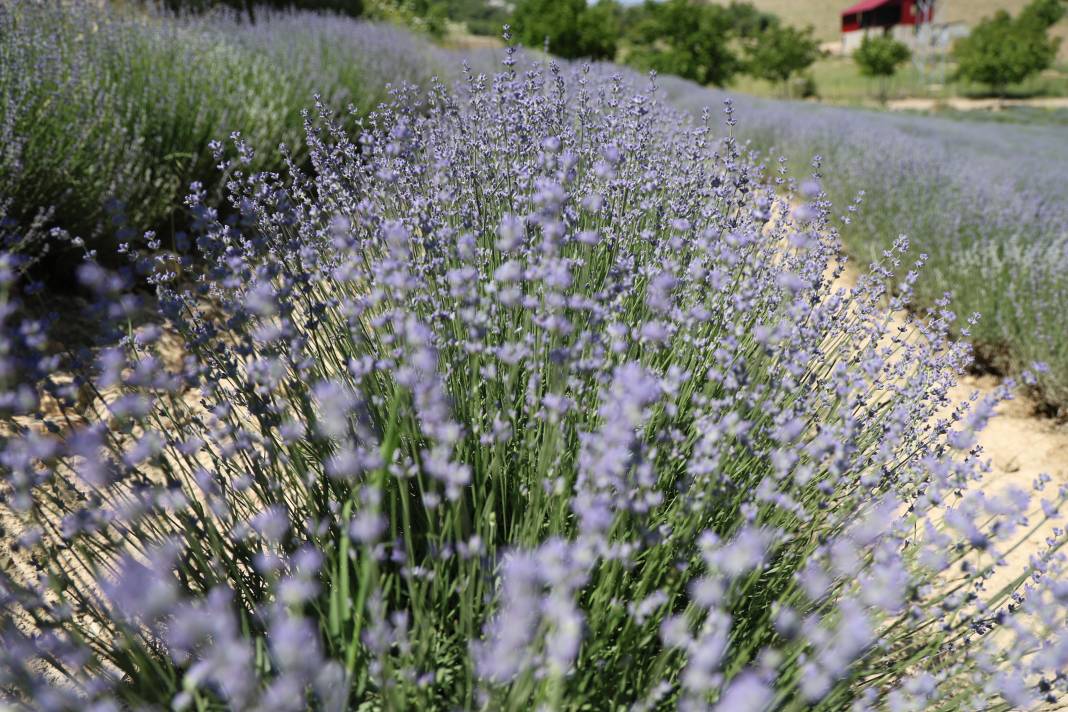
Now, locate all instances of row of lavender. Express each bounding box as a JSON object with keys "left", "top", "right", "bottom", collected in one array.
[
  {"left": 6, "top": 2, "right": 1067, "bottom": 413},
  {"left": 2, "top": 5, "right": 1068, "bottom": 711},
  {"left": 0, "top": 2, "right": 449, "bottom": 269},
  {"left": 665, "top": 79, "right": 1068, "bottom": 410}
]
